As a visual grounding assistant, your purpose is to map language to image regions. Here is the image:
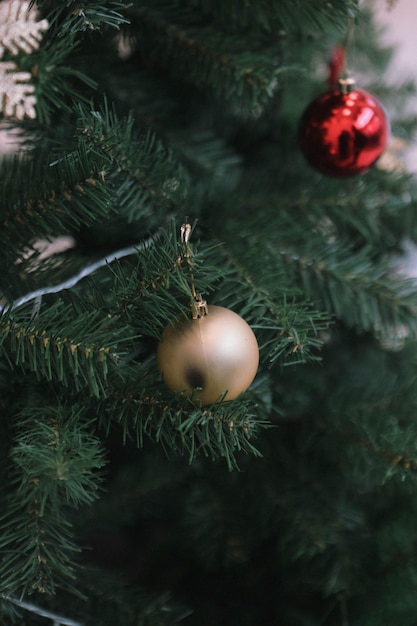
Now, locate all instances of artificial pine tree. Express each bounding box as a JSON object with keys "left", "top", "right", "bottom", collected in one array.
[{"left": 1, "top": 0, "right": 417, "bottom": 624}]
